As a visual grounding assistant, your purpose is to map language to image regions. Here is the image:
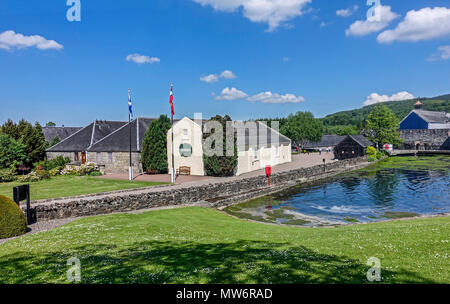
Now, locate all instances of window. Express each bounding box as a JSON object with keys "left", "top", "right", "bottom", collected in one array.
[
  {"left": 108, "top": 152, "right": 113, "bottom": 163},
  {"left": 97, "top": 152, "right": 102, "bottom": 163},
  {"left": 253, "top": 148, "right": 259, "bottom": 160},
  {"left": 74, "top": 152, "right": 79, "bottom": 162},
  {"left": 183, "top": 129, "right": 188, "bottom": 136},
  {"left": 275, "top": 146, "right": 280, "bottom": 158}
]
